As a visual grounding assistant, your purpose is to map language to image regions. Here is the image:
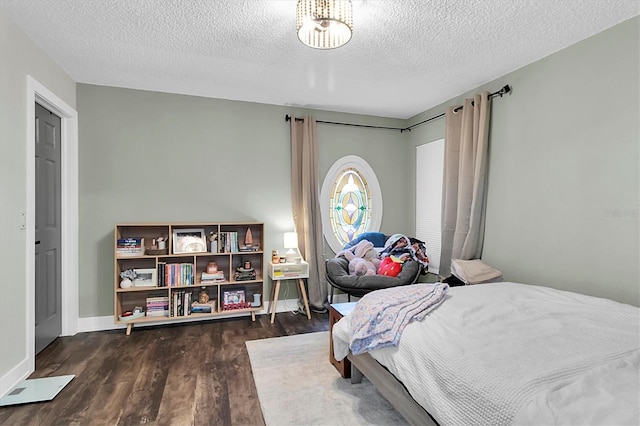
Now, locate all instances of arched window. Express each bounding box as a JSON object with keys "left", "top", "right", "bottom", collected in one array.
[{"left": 321, "top": 155, "right": 383, "bottom": 253}]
